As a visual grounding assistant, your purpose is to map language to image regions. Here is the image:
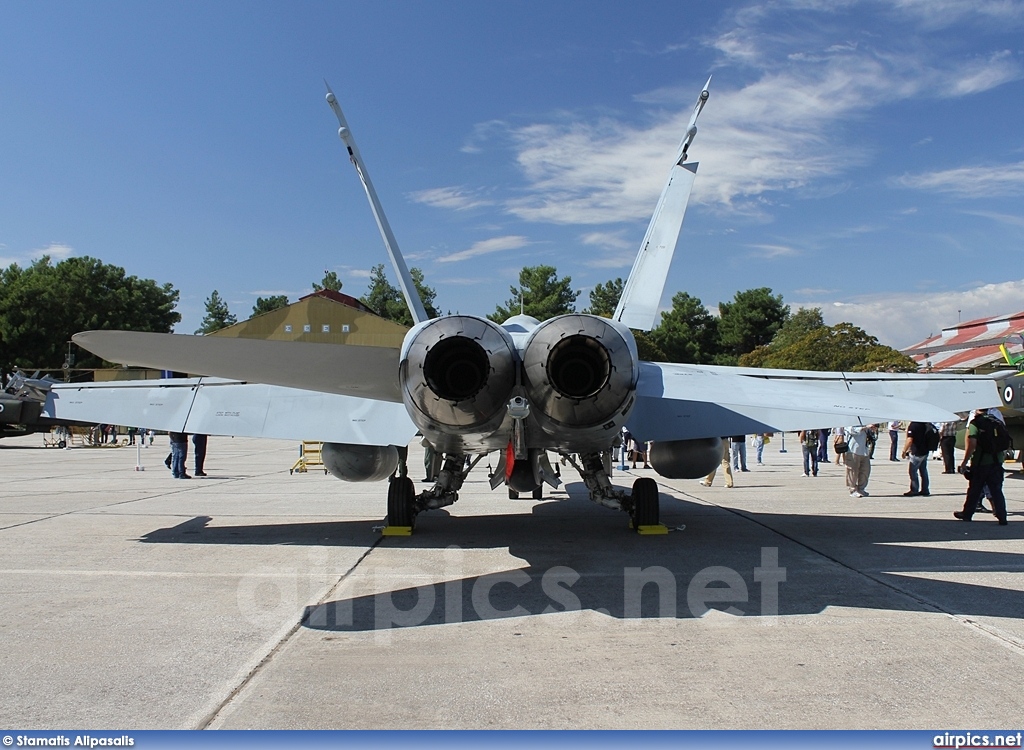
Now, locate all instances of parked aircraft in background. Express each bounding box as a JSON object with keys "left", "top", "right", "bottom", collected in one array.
[
  {"left": 1, "top": 371, "right": 82, "bottom": 443},
  {"left": 46, "top": 79, "right": 1001, "bottom": 532}
]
